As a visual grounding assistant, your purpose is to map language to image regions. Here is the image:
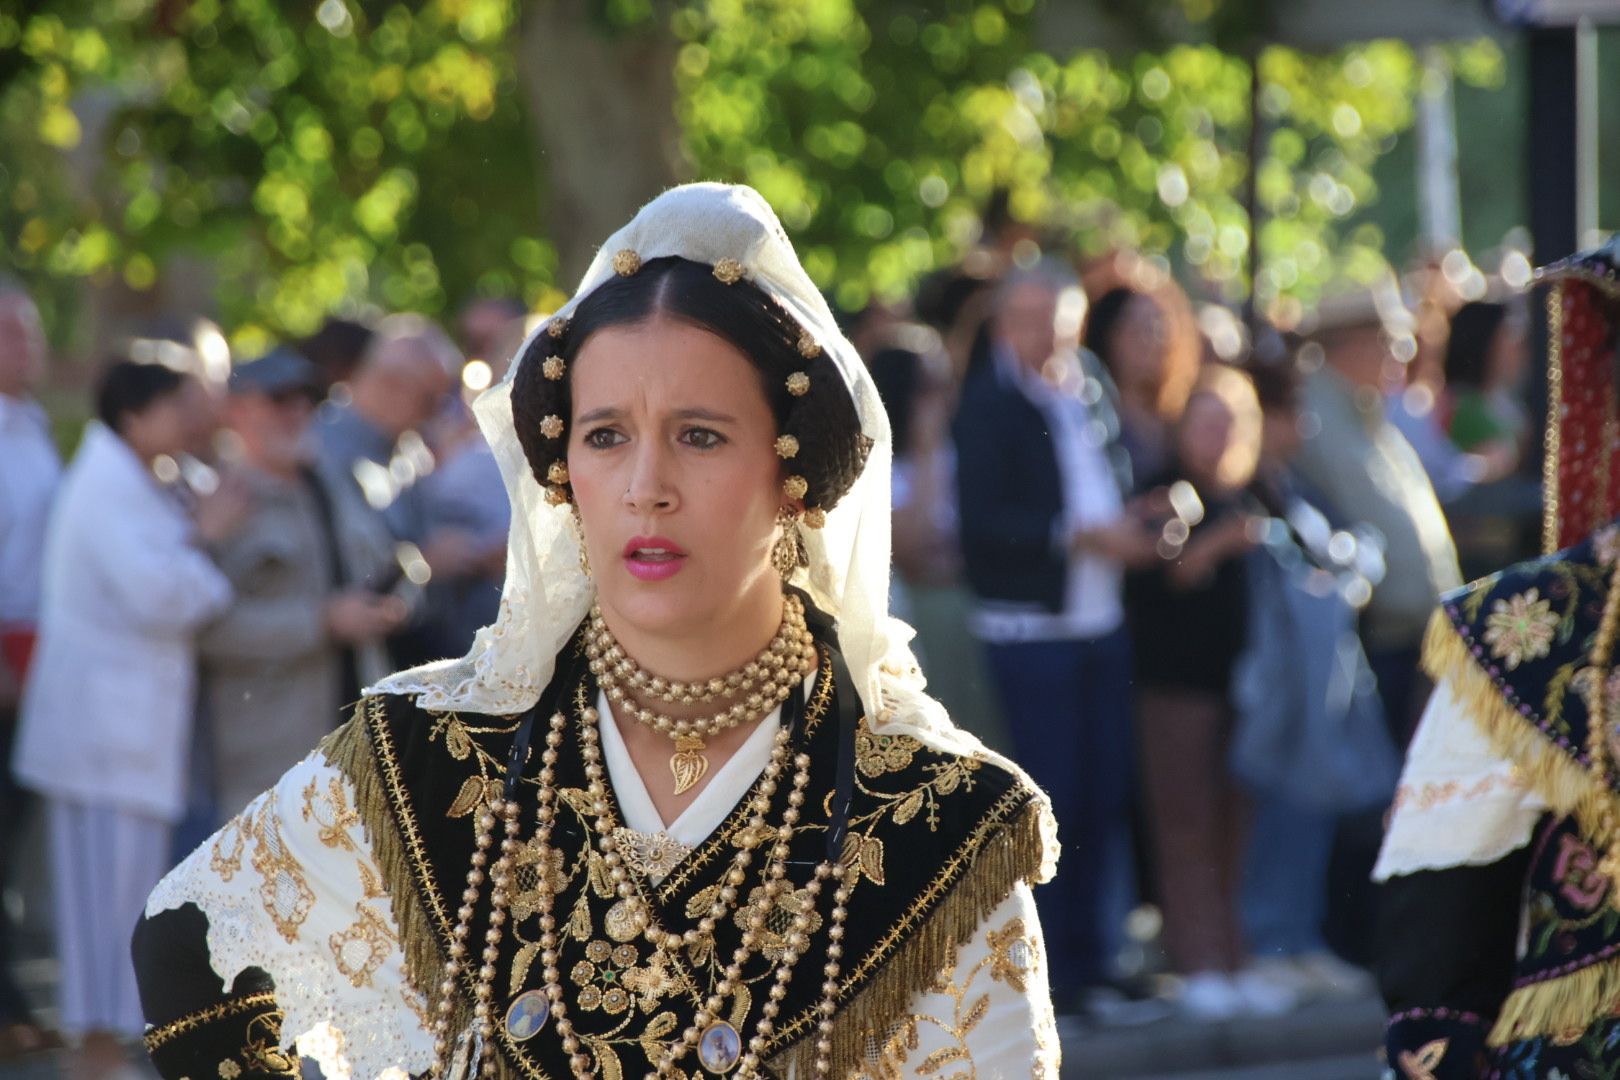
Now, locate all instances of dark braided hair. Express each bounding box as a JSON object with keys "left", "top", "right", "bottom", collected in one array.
[{"left": 512, "top": 257, "right": 870, "bottom": 517}]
